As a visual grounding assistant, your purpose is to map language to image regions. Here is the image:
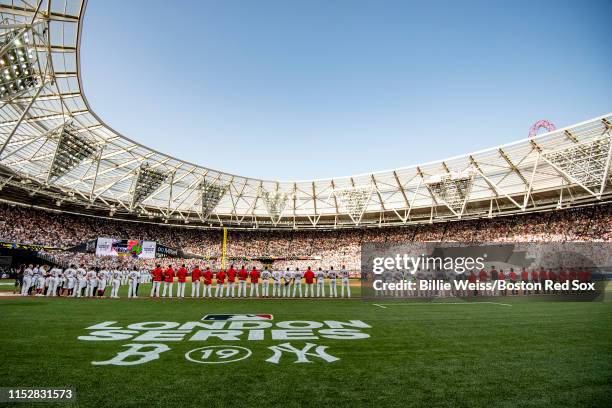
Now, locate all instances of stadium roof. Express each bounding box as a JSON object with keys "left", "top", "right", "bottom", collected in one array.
[{"left": 0, "top": 0, "right": 610, "bottom": 230}]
